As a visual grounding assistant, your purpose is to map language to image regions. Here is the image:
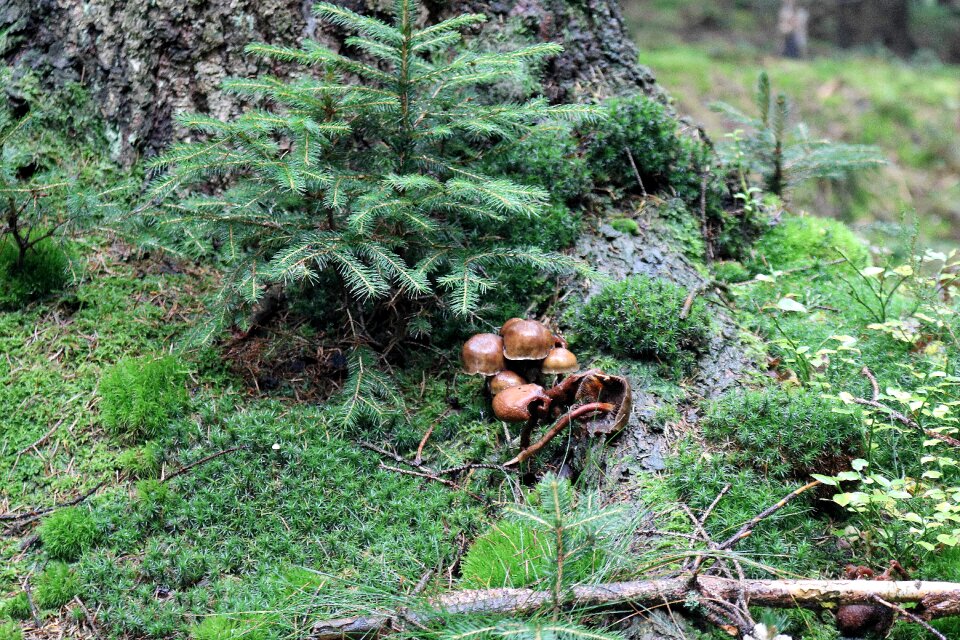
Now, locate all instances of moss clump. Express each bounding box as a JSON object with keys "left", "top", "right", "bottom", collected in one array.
[
  {"left": 0, "top": 236, "right": 72, "bottom": 309},
  {"left": 38, "top": 507, "right": 99, "bottom": 561},
  {"left": 750, "top": 214, "right": 869, "bottom": 272},
  {"left": 712, "top": 260, "right": 751, "bottom": 284},
  {"left": 572, "top": 275, "right": 711, "bottom": 376},
  {"left": 0, "top": 621, "right": 22, "bottom": 640},
  {"left": 34, "top": 562, "right": 81, "bottom": 609},
  {"left": 0, "top": 595, "right": 30, "bottom": 622},
  {"left": 116, "top": 441, "right": 163, "bottom": 479},
  {"left": 189, "top": 615, "right": 267, "bottom": 640},
  {"left": 703, "top": 388, "right": 863, "bottom": 479},
  {"left": 99, "top": 355, "right": 188, "bottom": 442},
  {"left": 460, "top": 520, "right": 553, "bottom": 588},
  {"left": 610, "top": 217, "right": 641, "bottom": 236}
]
